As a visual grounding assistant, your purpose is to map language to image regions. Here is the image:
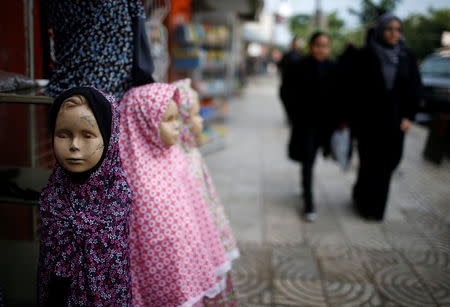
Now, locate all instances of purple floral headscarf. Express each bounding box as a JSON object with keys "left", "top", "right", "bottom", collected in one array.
[{"left": 38, "top": 87, "right": 132, "bottom": 306}]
